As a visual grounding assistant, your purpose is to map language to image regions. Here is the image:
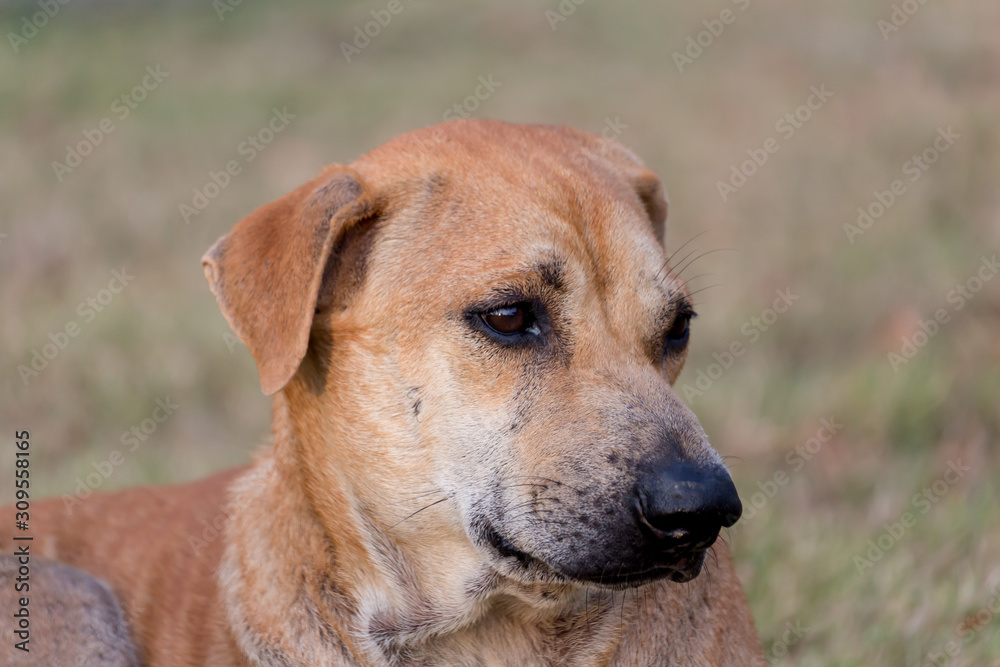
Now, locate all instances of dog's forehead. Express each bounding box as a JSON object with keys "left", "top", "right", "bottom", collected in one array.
[
  {"left": 353, "top": 120, "right": 647, "bottom": 206},
  {"left": 353, "top": 120, "right": 670, "bottom": 295}
]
